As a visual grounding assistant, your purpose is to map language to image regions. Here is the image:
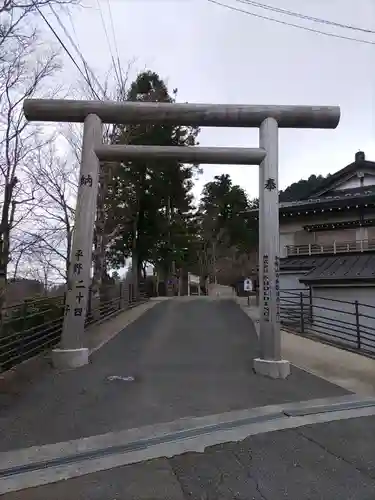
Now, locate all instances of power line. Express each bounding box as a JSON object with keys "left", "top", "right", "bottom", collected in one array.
[
  {"left": 208, "top": 0, "right": 375, "bottom": 46},
  {"left": 64, "top": 3, "right": 96, "bottom": 87},
  {"left": 48, "top": 4, "right": 106, "bottom": 99},
  {"left": 95, "top": 0, "right": 122, "bottom": 91},
  {"left": 236, "top": 0, "right": 375, "bottom": 35},
  {"left": 33, "top": 4, "right": 103, "bottom": 100},
  {"left": 65, "top": 5, "right": 82, "bottom": 46},
  {"left": 105, "top": 0, "right": 126, "bottom": 96}
]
